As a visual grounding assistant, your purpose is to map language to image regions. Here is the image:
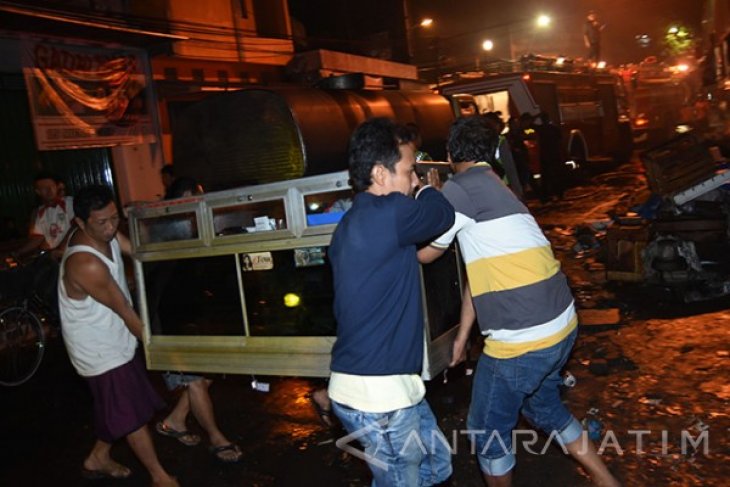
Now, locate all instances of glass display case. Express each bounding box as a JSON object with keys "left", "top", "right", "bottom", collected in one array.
[{"left": 129, "top": 170, "right": 463, "bottom": 379}]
